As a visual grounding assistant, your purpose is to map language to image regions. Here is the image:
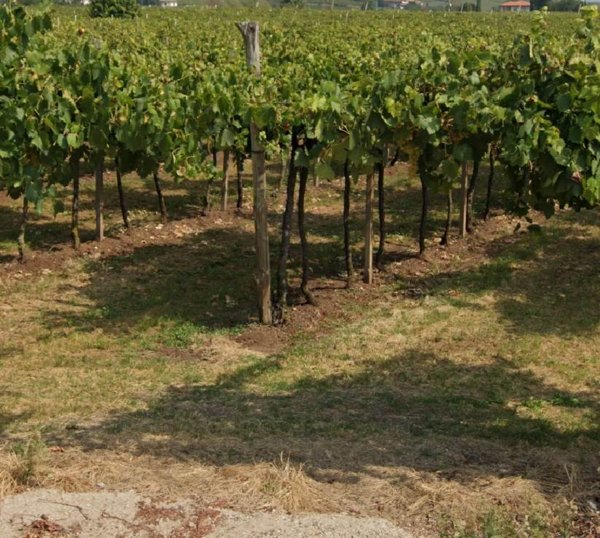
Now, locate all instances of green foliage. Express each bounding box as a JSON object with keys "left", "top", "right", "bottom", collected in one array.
[
  {"left": 89, "top": 0, "right": 141, "bottom": 18},
  {"left": 161, "top": 322, "right": 202, "bottom": 348},
  {"left": 0, "top": 5, "right": 598, "bottom": 231},
  {"left": 547, "top": 0, "right": 580, "bottom": 10}
]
